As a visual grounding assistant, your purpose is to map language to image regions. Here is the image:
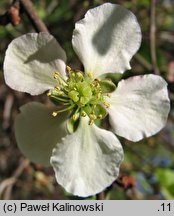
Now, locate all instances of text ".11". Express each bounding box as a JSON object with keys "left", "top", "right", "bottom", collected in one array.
[{"left": 160, "top": 203, "right": 171, "bottom": 212}]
